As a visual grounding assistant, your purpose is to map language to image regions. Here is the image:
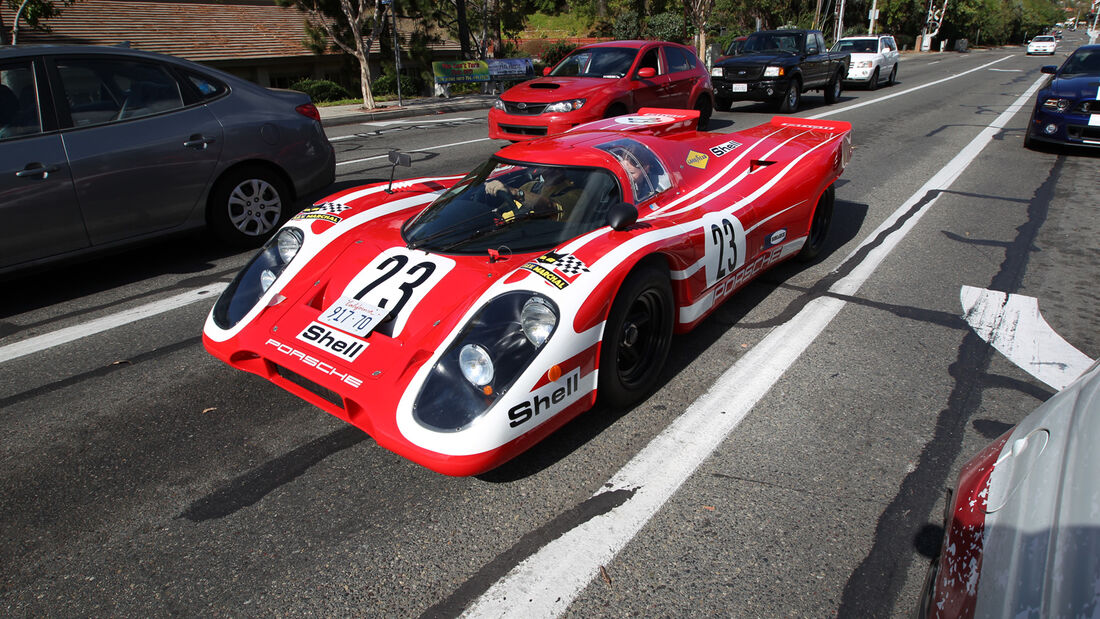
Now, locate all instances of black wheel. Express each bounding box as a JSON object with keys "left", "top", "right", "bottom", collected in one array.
[
  {"left": 694, "top": 96, "right": 712, "bottom": 130},
  {"left": 1023, "top": 111, "right": 1037, "bottom": 150},
  {"left": 603, "top": 103, "right": 628, "bottom": 119},
  {"left": 598, "top": 263, "right": 674, "bottom": 409},
  {"left": 887, "top": 64, "right": 897, "bottom": 85},
  {"left": 714, "top": 96, "right": 732, "bottom": 112},
  {"left": 207, "top": 165, "right": 292, "bottom": 246},
  {"left": 777, "top": 79, "right": 800, "bottom": 113},
  {"left": 824, "top": 71, "right": 842, "bottom": 104},
  {"left": 797, "top": 185, "right": 834, "bottom": 262},
  {"left": 868, "top": 68, "right": 880, "bottom": 91}
]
